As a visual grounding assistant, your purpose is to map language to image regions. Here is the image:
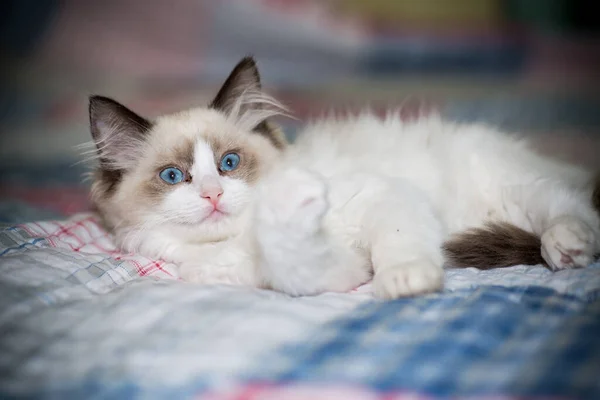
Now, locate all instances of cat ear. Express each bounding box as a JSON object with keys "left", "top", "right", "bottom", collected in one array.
[
  {"left": 210, "top": 56, "right": 287, "bottom": 149},
  {"left": 89, "top": 95, "right": 153, "bottom": 170},
  {"left": 210, "top": 56, "right": 262, "bottom": 114}
]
